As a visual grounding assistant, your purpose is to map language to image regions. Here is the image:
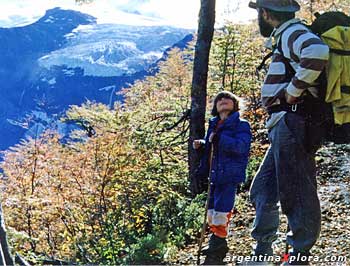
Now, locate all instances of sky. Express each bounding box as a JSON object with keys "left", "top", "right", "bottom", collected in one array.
[{"left": 0, "top": 0, "right": 257, "bottom": 29}]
